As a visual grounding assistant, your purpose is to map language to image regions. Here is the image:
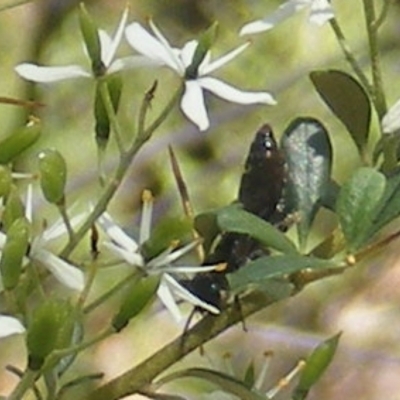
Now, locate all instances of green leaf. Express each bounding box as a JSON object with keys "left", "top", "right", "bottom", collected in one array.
[
  {"left": 217, "top": 206, "right": 298, "bottom": 255},
  {"left": 157, "top": 368, "right": 265, "bottom": 400},
  {"left": 310, "top": 70, "right": 371, "bottom": 153},
  {"left": 369, "top": 169, "right": 400, "bottom": 235},
  {"left": 194, "top": 210, "right": 220, "bottom": 256},
  {"left": 228, "top": 254, "right": 336, "bottom": 293},
  {"left": 293, "top": 333, "right": 341, "bottom": 400},
  {"left": 281, "top": 117, "right": 332, "bottom": 249},
  {"left": 336, "top": 167, "right": 386, "bottom": 252}
]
